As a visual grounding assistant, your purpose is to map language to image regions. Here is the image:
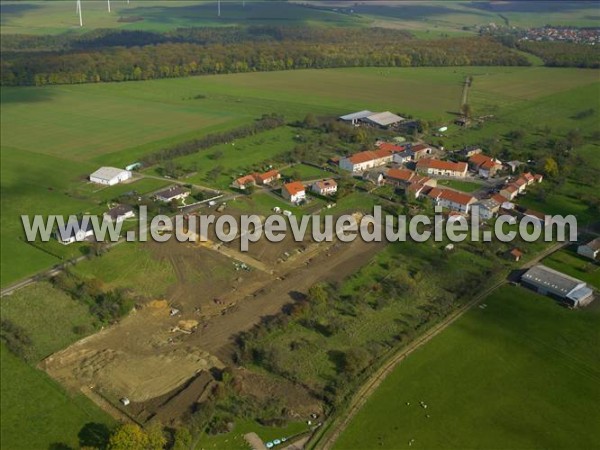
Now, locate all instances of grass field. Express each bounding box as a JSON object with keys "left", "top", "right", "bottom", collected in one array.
[
  {"left": 1, "top": 345, "right": 114, "bottom": 450},
  {"left": 0, "top": 282, "right": 114, "bottom": 449},
  {"left": 437, "top": 179, "right": 481, "bottom": 193},
  {"left": 333, "top": 284, "right": 600, "bottom": 450}
]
